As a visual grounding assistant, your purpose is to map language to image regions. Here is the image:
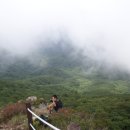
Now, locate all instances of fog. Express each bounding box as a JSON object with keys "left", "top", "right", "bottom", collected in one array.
[{"left": 0, "top": 0, "right": 130, "bottom": 71}]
